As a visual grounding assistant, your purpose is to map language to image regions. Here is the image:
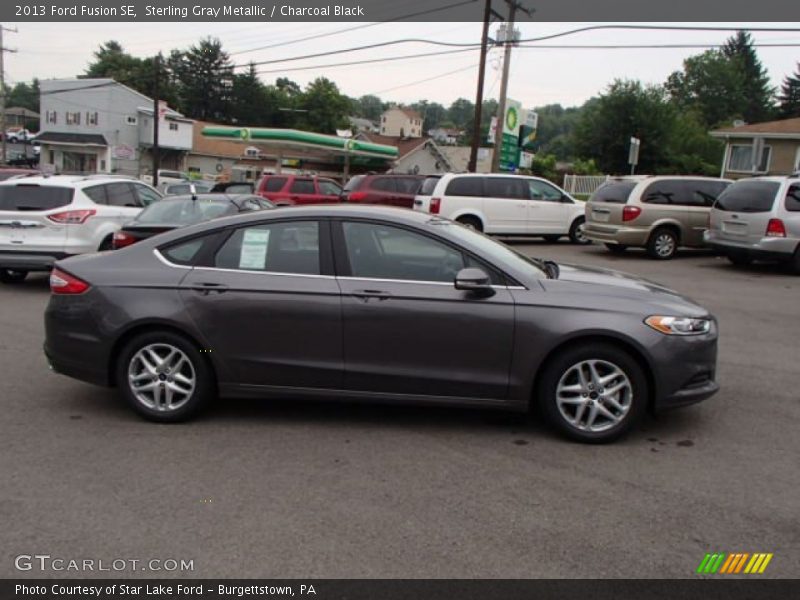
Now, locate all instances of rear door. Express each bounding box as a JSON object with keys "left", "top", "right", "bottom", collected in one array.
[
  {"left": 258, "top": 176, "right": 289, "bottom": 203},
  {"left": 0, "top": 184, "right": 73, "bottom": 253},
  {"left": 333, "top": 219, "right": 514, "bottom": 399},
  {"left": 286, "top": 178, "right": 319, "bottom": 205},
  {"left": 525, "top": 178, "right": 572, "bottom": 233},
  {"left": 105, "top": 182, "right": 144, "bottom": 224},
  {"left": 366, "top": 177, "right": 398, "bottom": 206},
  {"left": 317, "top": 178, "right": 343, "bottom": 203},
  {"left": 711, "top": 180, "right": 781, "bottom": 244},
  {"left": 178, "top": 219, "right": 343, "bottom": 388},
  {"left": 483, "top": 176, "right": 528, "bottom": 234}
]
